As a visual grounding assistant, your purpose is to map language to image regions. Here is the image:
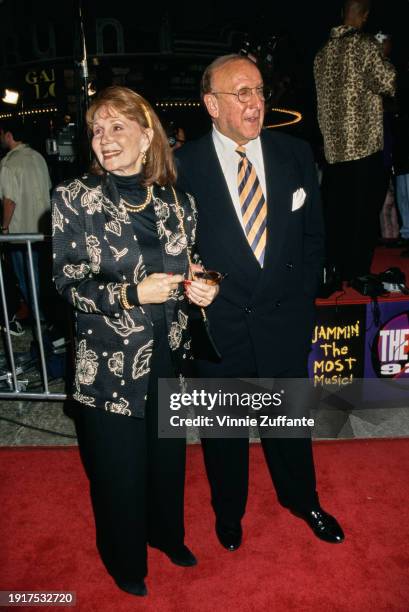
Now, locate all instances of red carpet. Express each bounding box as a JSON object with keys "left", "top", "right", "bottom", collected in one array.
[
  {"left": 316, "top": 246, "right": 409, "bottom": 306},
  {"left": 1, "top": 440, "right": 409, "bottom": 611}
]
